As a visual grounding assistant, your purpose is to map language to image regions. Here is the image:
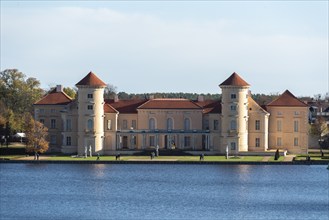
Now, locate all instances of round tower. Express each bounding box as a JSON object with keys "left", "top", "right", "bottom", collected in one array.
[
  {"left": 219, "top": 72, "right": 250, "bottom": 153},
  {"left": 76, "top": 71, "right": 106, "bottom": 155}
]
